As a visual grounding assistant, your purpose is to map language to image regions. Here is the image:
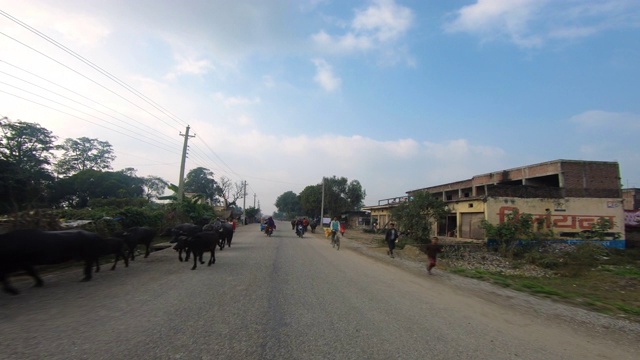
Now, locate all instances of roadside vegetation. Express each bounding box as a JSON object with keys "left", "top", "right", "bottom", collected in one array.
[
  {"left": 443, "top": 210, "right": 640, "bottom": 321},
  {"left": 364, "top": 196, "right": 639, "bottom": 321}
]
